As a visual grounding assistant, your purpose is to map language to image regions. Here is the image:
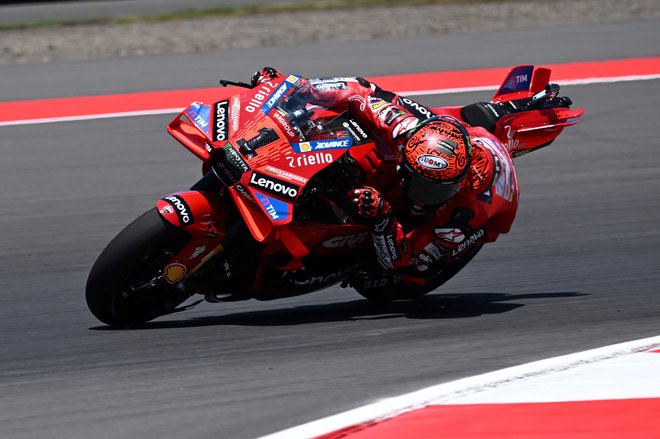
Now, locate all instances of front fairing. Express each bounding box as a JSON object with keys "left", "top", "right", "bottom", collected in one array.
[{"left": 205, "top": 76, "right": 375, "bottom": 241}]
